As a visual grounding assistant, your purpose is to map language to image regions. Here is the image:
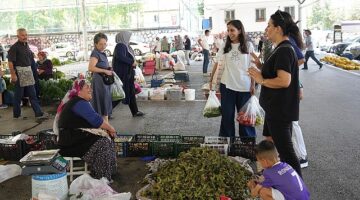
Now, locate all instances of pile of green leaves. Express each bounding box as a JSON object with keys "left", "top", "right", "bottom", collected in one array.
[
  {"left": 53, "top": 70, "right": 65, "bottom": 79},
  {"left": 144, "top": 147, "right": 252, "bottom": 200},
  {"left": 51, "top": 58, "right": 62, "bottom": 66},
  {"left": 39, "top": 79, "right": 73, "bottom": 102}
]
